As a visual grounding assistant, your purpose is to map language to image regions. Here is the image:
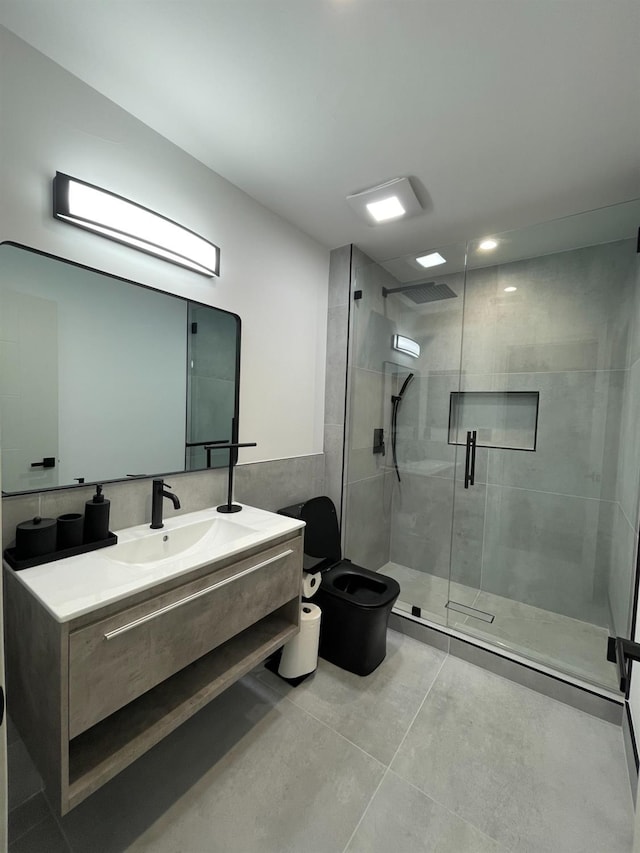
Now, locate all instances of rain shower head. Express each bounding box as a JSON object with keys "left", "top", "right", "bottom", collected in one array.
[{"left": 382, "top": 281, "right": 458, "bottom": 303}]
